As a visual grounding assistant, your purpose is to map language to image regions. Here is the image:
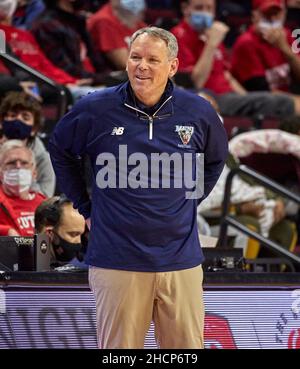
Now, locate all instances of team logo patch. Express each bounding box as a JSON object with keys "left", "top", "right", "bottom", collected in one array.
[
  {"left": 111, "top": 127, "right": 124, "bottom": 135},
  {"left": 175, "top": 125, "right": 194, "bottom": 145}
]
